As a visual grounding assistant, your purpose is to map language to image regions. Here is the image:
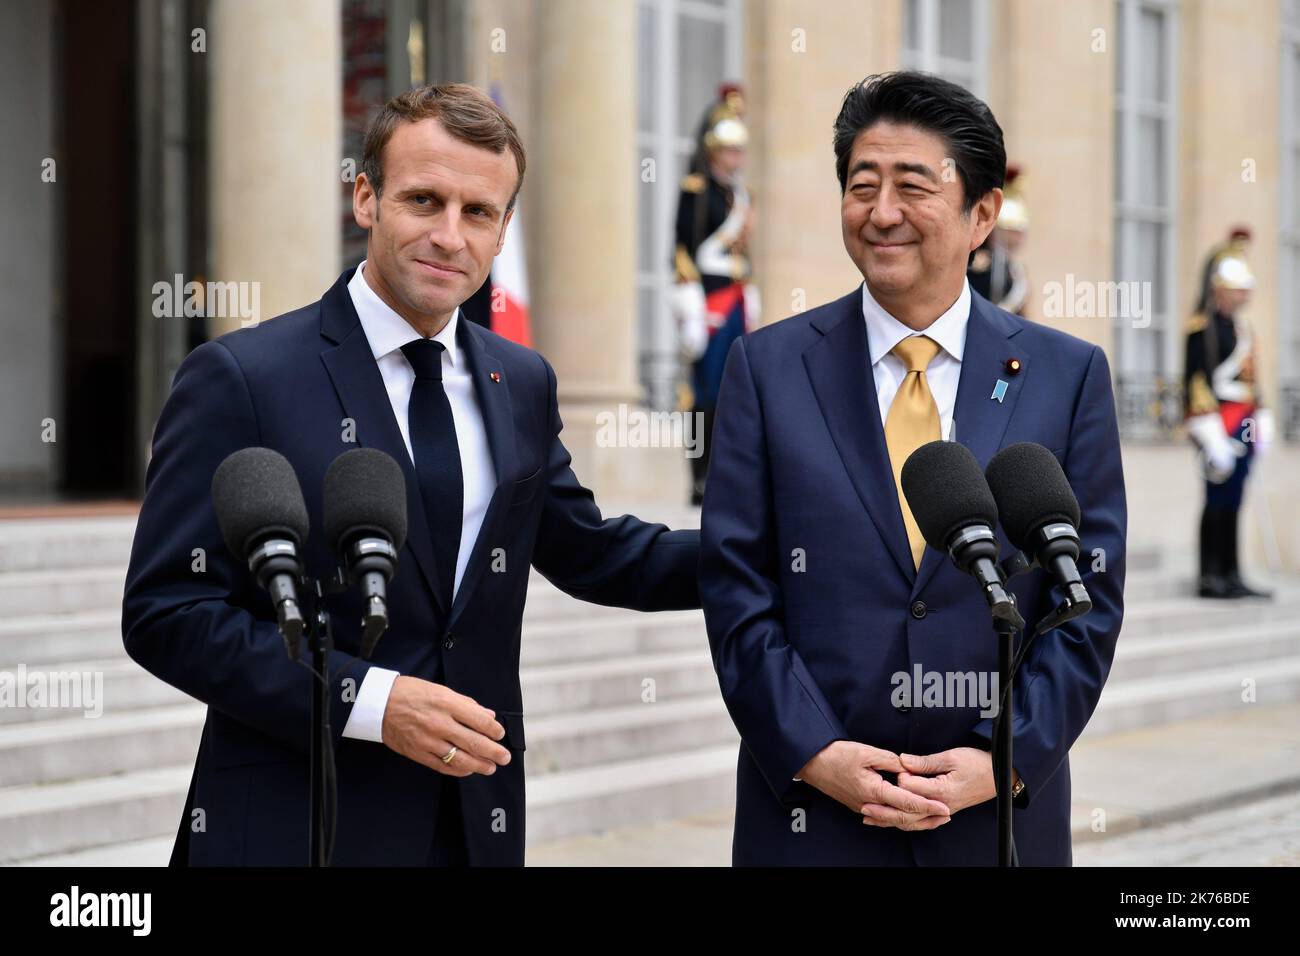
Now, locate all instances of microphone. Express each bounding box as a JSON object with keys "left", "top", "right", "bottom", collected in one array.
[
  {"left": 323, "top": 448, "right": 407, "bottom": 658},
  {"left": 212, "top": 447, "right": 310, "bottom": 658},
  {"left": 901, "top": 440, "right": 1020, "bottom": 627},
  {"left": 984, "top": 442, "right": 1091, "bottom": 626}
]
